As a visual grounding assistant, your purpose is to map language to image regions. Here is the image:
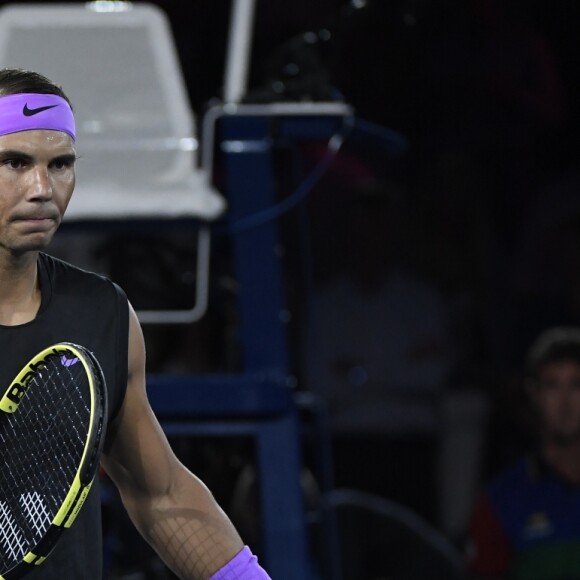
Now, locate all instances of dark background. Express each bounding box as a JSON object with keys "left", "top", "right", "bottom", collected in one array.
[
  {"left": 158, "top": 0, "right": 580, "bottom": 480},
  {"left": 155, "top": 0, "right": 580, "bottom": 561}
]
